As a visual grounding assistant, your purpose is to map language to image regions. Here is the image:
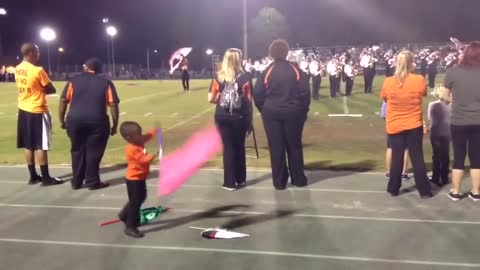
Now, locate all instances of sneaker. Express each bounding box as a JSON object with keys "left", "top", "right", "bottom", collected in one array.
[
  {"left": 124, "top": 227, "right": 144, "bottom": 238},
  {"left": 41, "top": 177, "right": 65, "bottom": 187},
  {"left": 28, "top": 175, "right": 43, "bottom": 185},
  {"left": 402, "top": 174, "right": 410, "bottom": 180},
  {"left": 88, "top": 182, "right": 110, "bottom": 190},
  {"left": 222, "top": 186, "right": 236, "bottom": 191},
  {"left": 468, "top": 192, "right": 480, "bottom": 202},
  {"left": 420, "top": 193, "right": 433, "bottom": 199},
  {"left": 448, "top": 190, "right": 462, "bottom": 201}
]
